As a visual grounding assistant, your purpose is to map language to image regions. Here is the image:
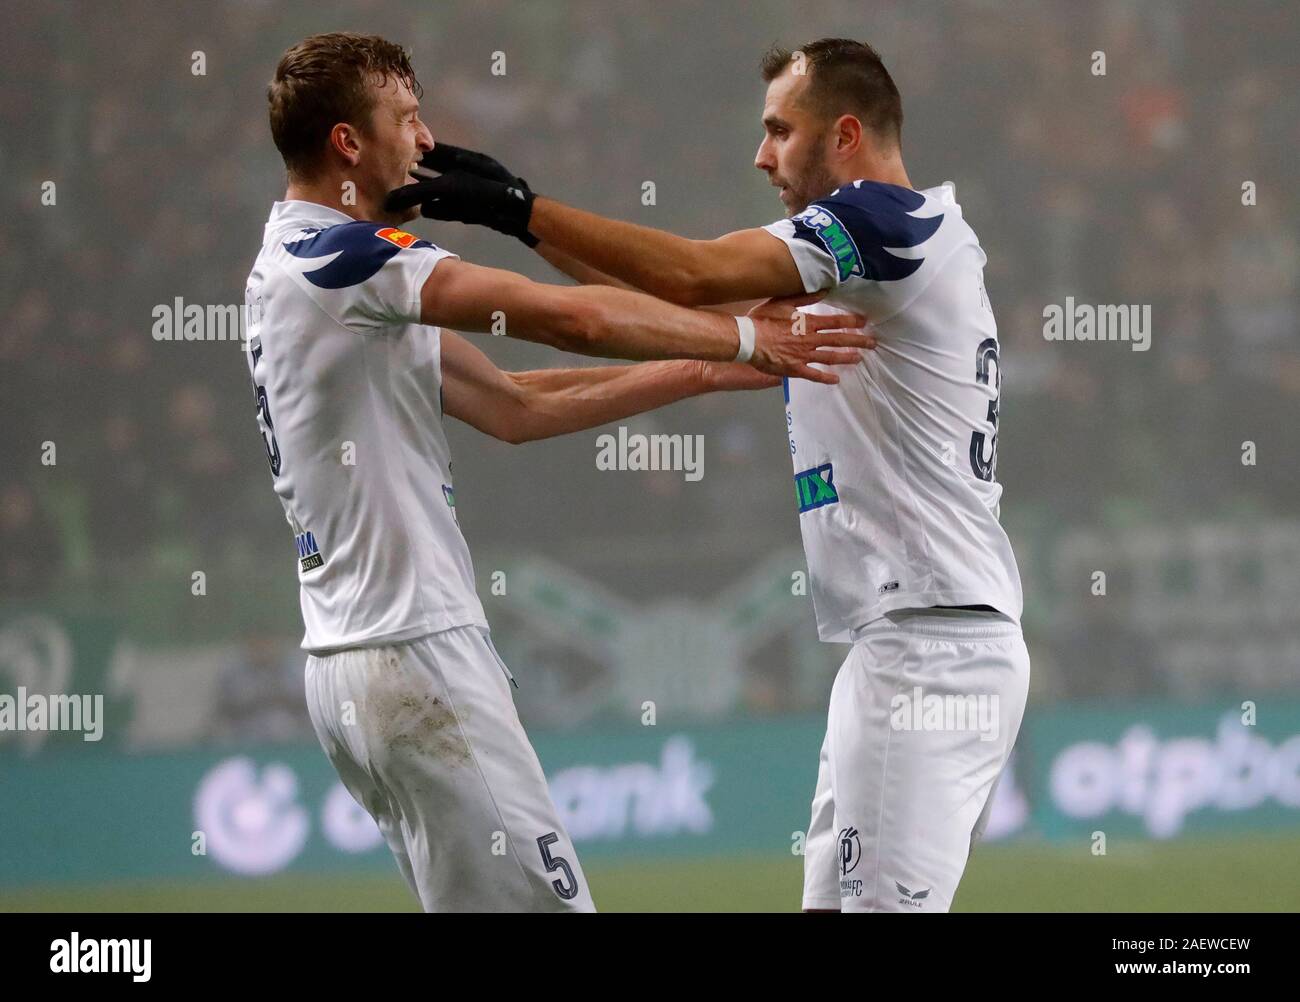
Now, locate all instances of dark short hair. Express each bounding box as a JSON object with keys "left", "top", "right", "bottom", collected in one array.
[
  {"left": 760, "top": 38, "right": 902, "bottom": 147},
  {"left": 268, "top": 32, "right": 422, "bottom": 178}
]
